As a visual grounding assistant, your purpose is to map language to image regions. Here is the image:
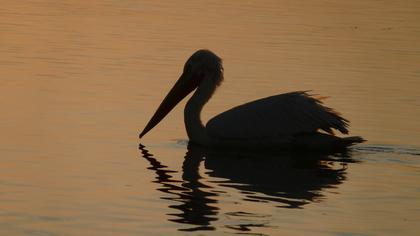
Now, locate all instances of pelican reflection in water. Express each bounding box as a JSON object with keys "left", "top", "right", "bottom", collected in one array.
[
  {"left": 140, "top": 49, "right": 364, "bottom": 150},
  {"left": 139, "top": 143, "right": 354, "bottom": 232}
]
